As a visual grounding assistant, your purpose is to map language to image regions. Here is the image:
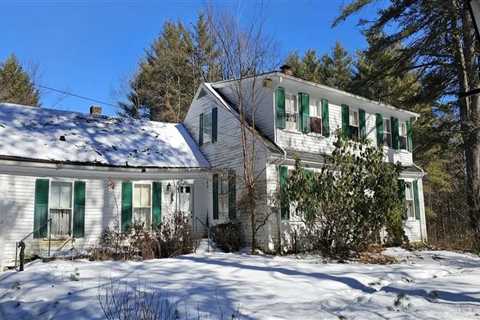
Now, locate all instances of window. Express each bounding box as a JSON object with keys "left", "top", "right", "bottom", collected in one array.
[
  {"left": 219, "top": 175, "right": 229, "bottom": 216},
  {"left": 49, "top": 181, "right": 73, "bottom": 238},
  {"left": 203, "top": 111, "right": 212, "bottom": 144},
  {"left": 349, "top": 109, "right": 359, "bottom": 140},
  {"left": 405, "top": 182, "right": 415, "bottom": 220},
  {"left": 399, "top": 121, "right": 408, "bottom": 150},
  {"left": 133, "top": 184, "right": 152, "bottom": 227},
  {"left": 383, "top": 118, "right": 392, "bottom": 147},
  {"left": 309, "top": 100, "right": 323, "bottom": 135},
  {"left": 285, "top": 93, "right": 298, "bottom": 131}
]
